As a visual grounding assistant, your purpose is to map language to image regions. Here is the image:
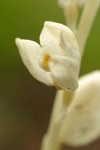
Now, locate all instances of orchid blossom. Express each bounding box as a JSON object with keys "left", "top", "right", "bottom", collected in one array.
[{"left": 16, "top": 21, "right": 80, "bottom": 92}]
